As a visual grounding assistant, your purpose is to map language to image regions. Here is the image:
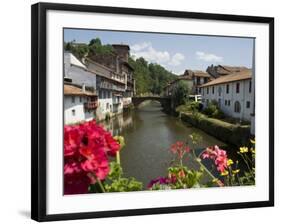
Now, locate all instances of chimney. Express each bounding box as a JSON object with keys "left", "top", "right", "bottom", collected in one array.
[{"left": 82, "top": 84, "right": 86, "bottom": 93}]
